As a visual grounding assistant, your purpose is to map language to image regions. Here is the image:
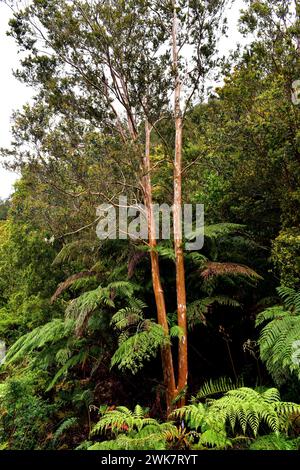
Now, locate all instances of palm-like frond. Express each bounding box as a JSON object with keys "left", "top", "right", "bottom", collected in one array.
[
  {"left": 66, "top": 281, "right": 135, "bottom": 336},
  {"left": 204, "top": 223, "right": 246, "bottom": 239},
  {"left": 66, "top": 286, "right": 114, "bottom": 336},
  {"left": 187, "top": 296, "right": 241, "bottom": 329},
  {"left": 277, "top": 286, "right": 300, "bottom": 313},
  {"left": 52, "top": 239, "right": 96, "bottom": 266},
  {"left": 51, "top": 271, "right": 96, "bottom": 304},
  {"left": 5, "top": 319, "right": 73, "bottom": 364},
  {"left": 195, "top": 376, "right": 244, "bottom": 400},
  {"left": 92, "top": 405, "right": 157, "bottom": 434},
  {"left": 201, "top": 262, "right": 262, "bottom": 281},
  {"left": 111, "top": 322, "right": 168, "bottom": 374}
]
